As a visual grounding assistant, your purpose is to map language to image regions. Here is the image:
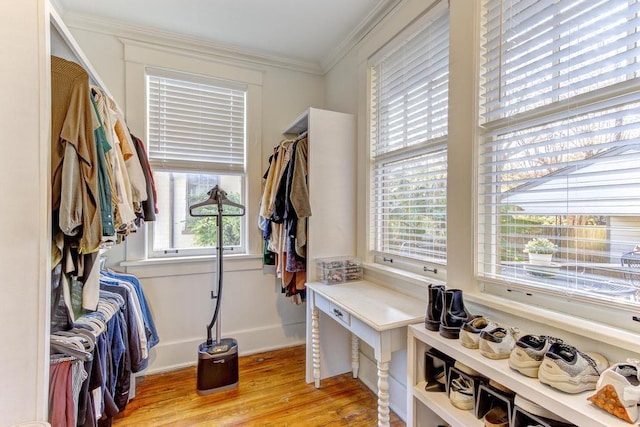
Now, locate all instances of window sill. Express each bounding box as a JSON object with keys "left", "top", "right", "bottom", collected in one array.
[
  {"left": 363, "top": 261, "right": 640, "bottom": 357},
  {"left": 362, "top": 261, "right": 443, "bottom": 297},
  {"left": 119, "top": 253, "right": 263, "bottom": 278},
  {"left": 466, "top": 290, "right": 640, "bottom": 355}
]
